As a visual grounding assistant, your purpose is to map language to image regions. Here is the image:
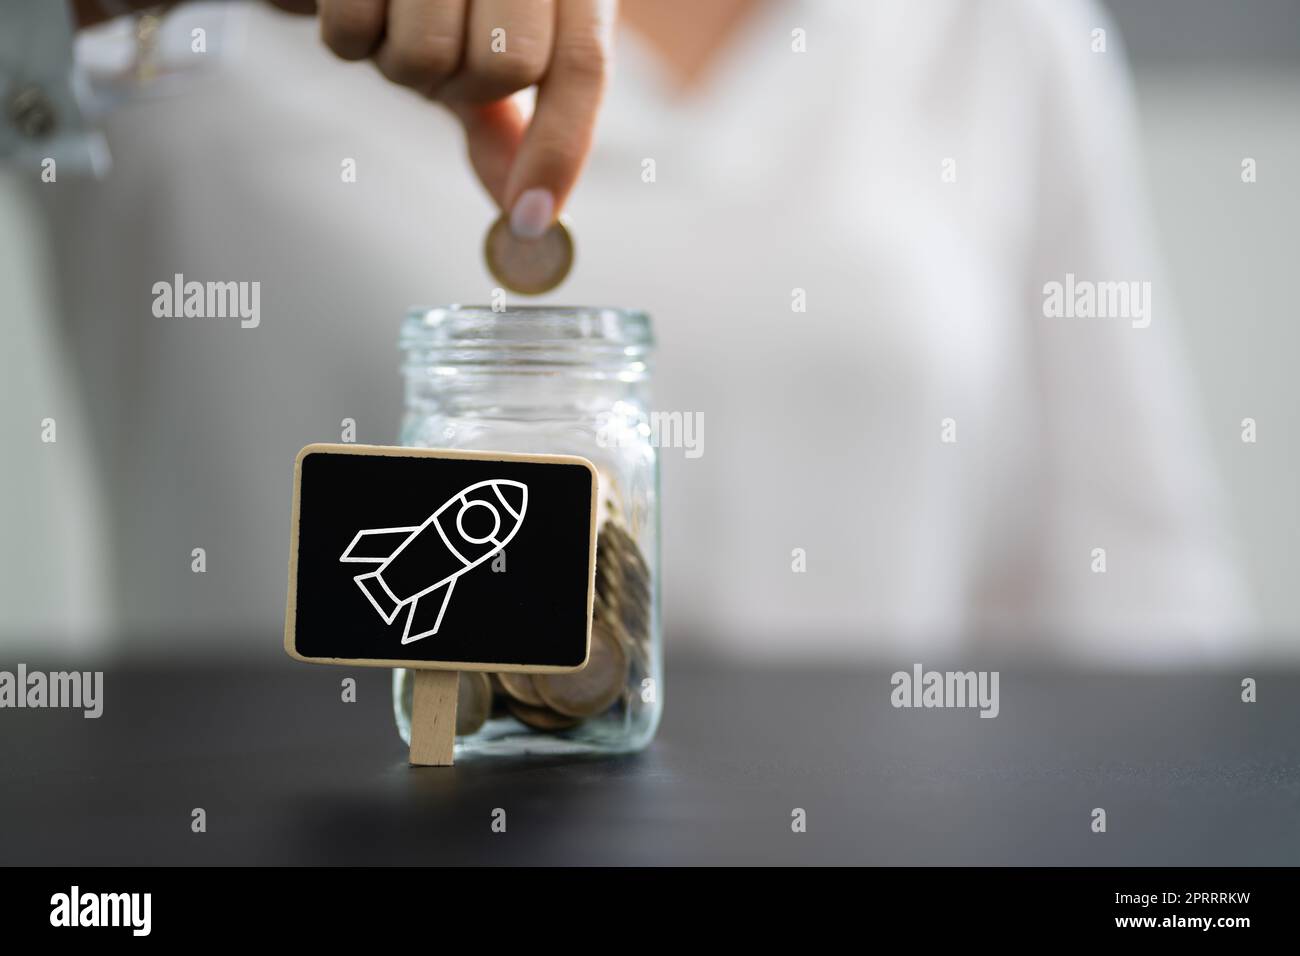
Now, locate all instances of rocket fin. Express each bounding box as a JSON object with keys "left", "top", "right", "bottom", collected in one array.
[
  {"left": 401, "top": 577, "right": 457, "bottom": 644},
  {"left": 340, "top": 526, "right": 419, "bottom": 563},
  {"left": 354, "top": 570, "right": 401, "bottom": 624}
]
